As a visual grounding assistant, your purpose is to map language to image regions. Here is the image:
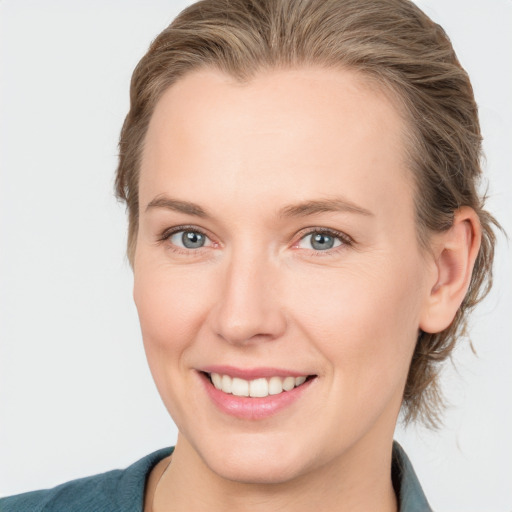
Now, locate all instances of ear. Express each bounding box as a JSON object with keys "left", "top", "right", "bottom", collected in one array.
[{"left": 419, "top": 206, "right": 482, "bottom": 334}]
